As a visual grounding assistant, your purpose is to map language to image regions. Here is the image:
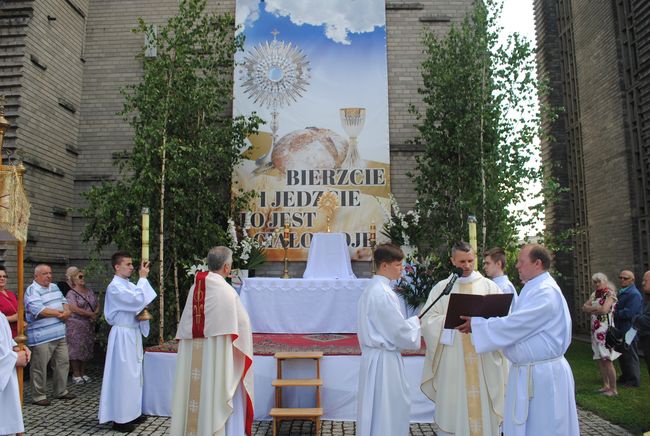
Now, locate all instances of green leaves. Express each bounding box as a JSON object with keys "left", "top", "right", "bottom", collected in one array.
[
  {"left": 81, "top": 0, "right": 260, "bottom": 342},
  {"left": 411, "top": 0, "right": 554, "bottom": 257}
]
